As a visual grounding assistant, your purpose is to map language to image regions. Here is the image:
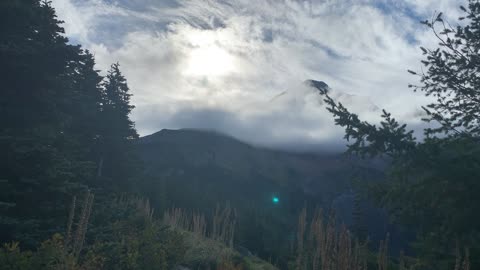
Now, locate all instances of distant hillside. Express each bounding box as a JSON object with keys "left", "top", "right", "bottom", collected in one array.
[
  {"left": 134, "top": 128, "right": 396, "bottom": 262},
  {"left": 137, "top": 128, "right": 371, "bottom": 200}
]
